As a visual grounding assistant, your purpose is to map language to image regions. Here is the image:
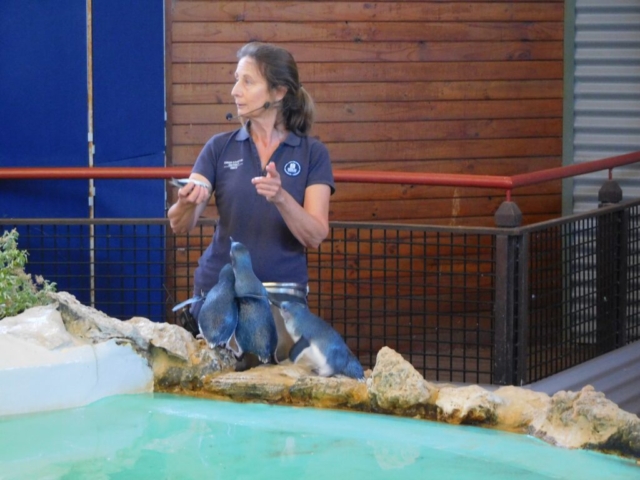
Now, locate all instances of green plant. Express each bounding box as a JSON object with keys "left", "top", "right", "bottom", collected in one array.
[{"left": 0, "top": 229, "right": 57, "bottom": 319}]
